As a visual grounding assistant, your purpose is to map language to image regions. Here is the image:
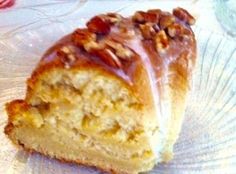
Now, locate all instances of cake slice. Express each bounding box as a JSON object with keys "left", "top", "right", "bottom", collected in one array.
[{"left": 4, "top": 7, "right": 196, "bottom": 174}]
